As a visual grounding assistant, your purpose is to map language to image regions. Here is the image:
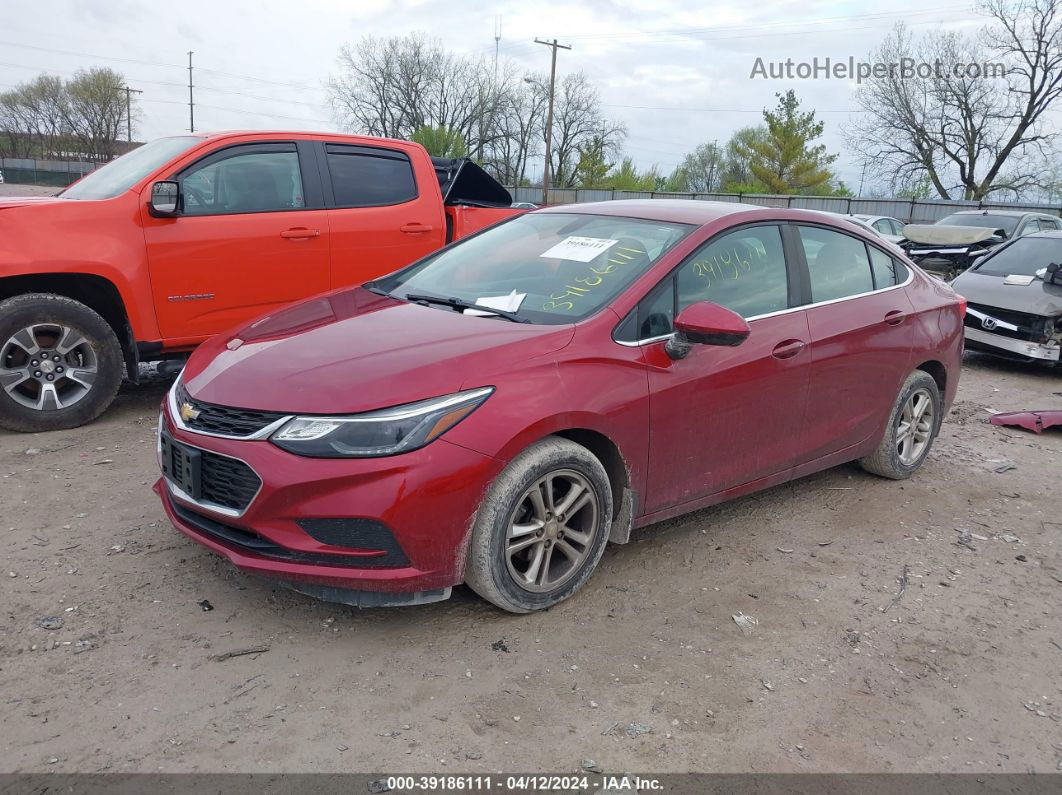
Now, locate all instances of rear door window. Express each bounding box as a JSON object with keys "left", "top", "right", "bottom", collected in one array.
[
  {"left": 325, "top": 144, "right": 417, "bottom": 207},
  {"left": 798, "top": 226, "right": 874, "bottom": 302}
]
